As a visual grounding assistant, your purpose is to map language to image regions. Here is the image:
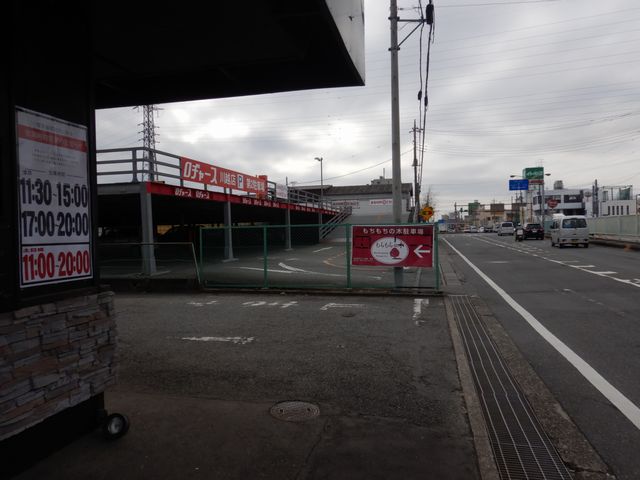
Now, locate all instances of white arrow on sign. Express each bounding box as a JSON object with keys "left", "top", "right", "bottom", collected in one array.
[{"left": 413, "top": 245, "right": 431, "bottom": 258}]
